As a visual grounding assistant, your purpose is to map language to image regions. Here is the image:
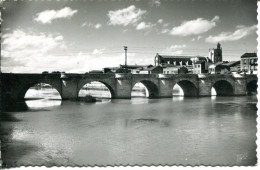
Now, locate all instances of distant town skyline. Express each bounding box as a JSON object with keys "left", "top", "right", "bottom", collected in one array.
[{"left": 1, "top": 0, "right": 257, "bottom": 73}]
